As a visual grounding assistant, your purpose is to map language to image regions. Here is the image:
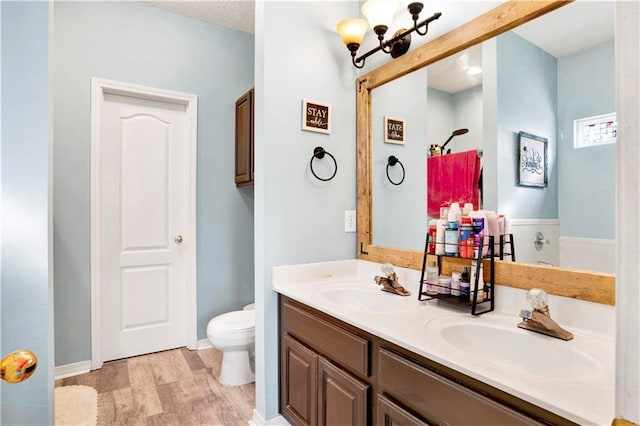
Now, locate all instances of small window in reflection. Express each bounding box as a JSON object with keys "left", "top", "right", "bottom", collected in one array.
[{"left": 574, "top": 112, "right": 617, "bottom": 148}]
